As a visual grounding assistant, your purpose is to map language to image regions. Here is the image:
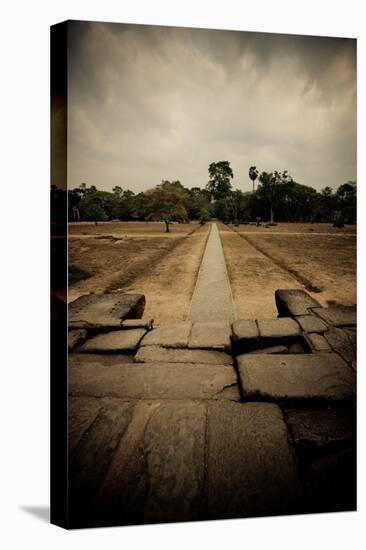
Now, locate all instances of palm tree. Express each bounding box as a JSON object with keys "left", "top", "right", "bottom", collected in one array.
[{"left": 249, "top": 166, "right": 259, "bottom": 192}]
